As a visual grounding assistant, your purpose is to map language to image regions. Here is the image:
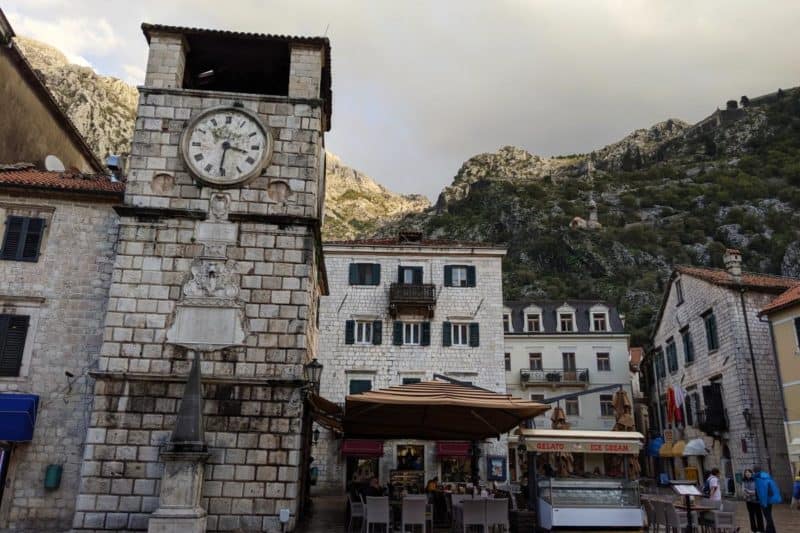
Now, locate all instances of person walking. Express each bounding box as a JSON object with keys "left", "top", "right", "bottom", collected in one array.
[
  {"left": 754, "top": 466, "right": 781, "bottom": 533},
  {"left": 742, "top": 469, "right": 764, "bottom": 532},
  {"left": 707, "top": 468, "right": 722, "bottom": 502}
]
